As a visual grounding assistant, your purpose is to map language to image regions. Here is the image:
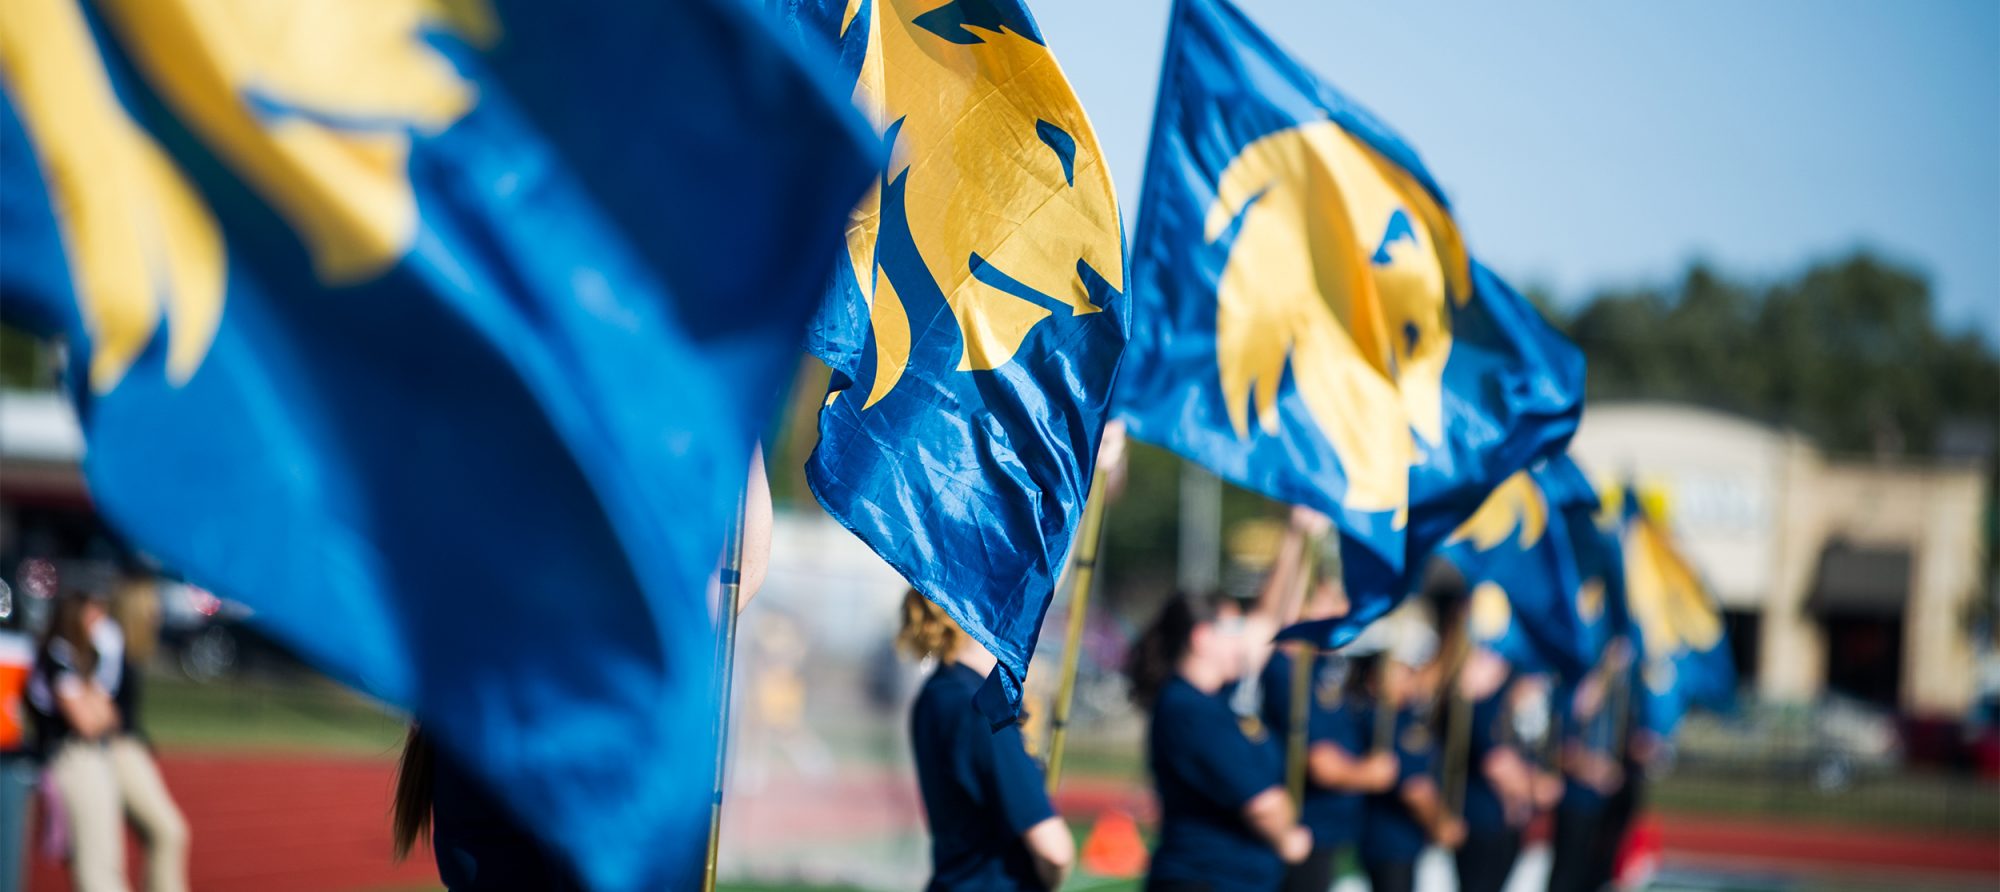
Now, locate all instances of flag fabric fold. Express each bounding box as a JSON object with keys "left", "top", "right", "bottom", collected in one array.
[
  {"left": 1616, "top": 485, "right": 1736, "bottom": 735},
  {"left": 0, "top": 1, "right": 874, "bottom": 887},
  {"left": 1117, "top": 0, "right": 1584, "bottom": 648},
  {"left": 1438, "top": 455, "right": 1605, "bottom": 680},
  {"left": 775, "top": 0, "right": 1130, "bottom": 717}
]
